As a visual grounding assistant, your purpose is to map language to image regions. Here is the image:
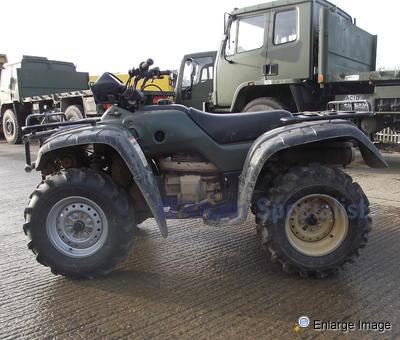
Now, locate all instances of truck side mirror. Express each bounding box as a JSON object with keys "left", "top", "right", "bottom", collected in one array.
[{"left": 224, "top": 13, "right": 232, "bottom": 34}]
